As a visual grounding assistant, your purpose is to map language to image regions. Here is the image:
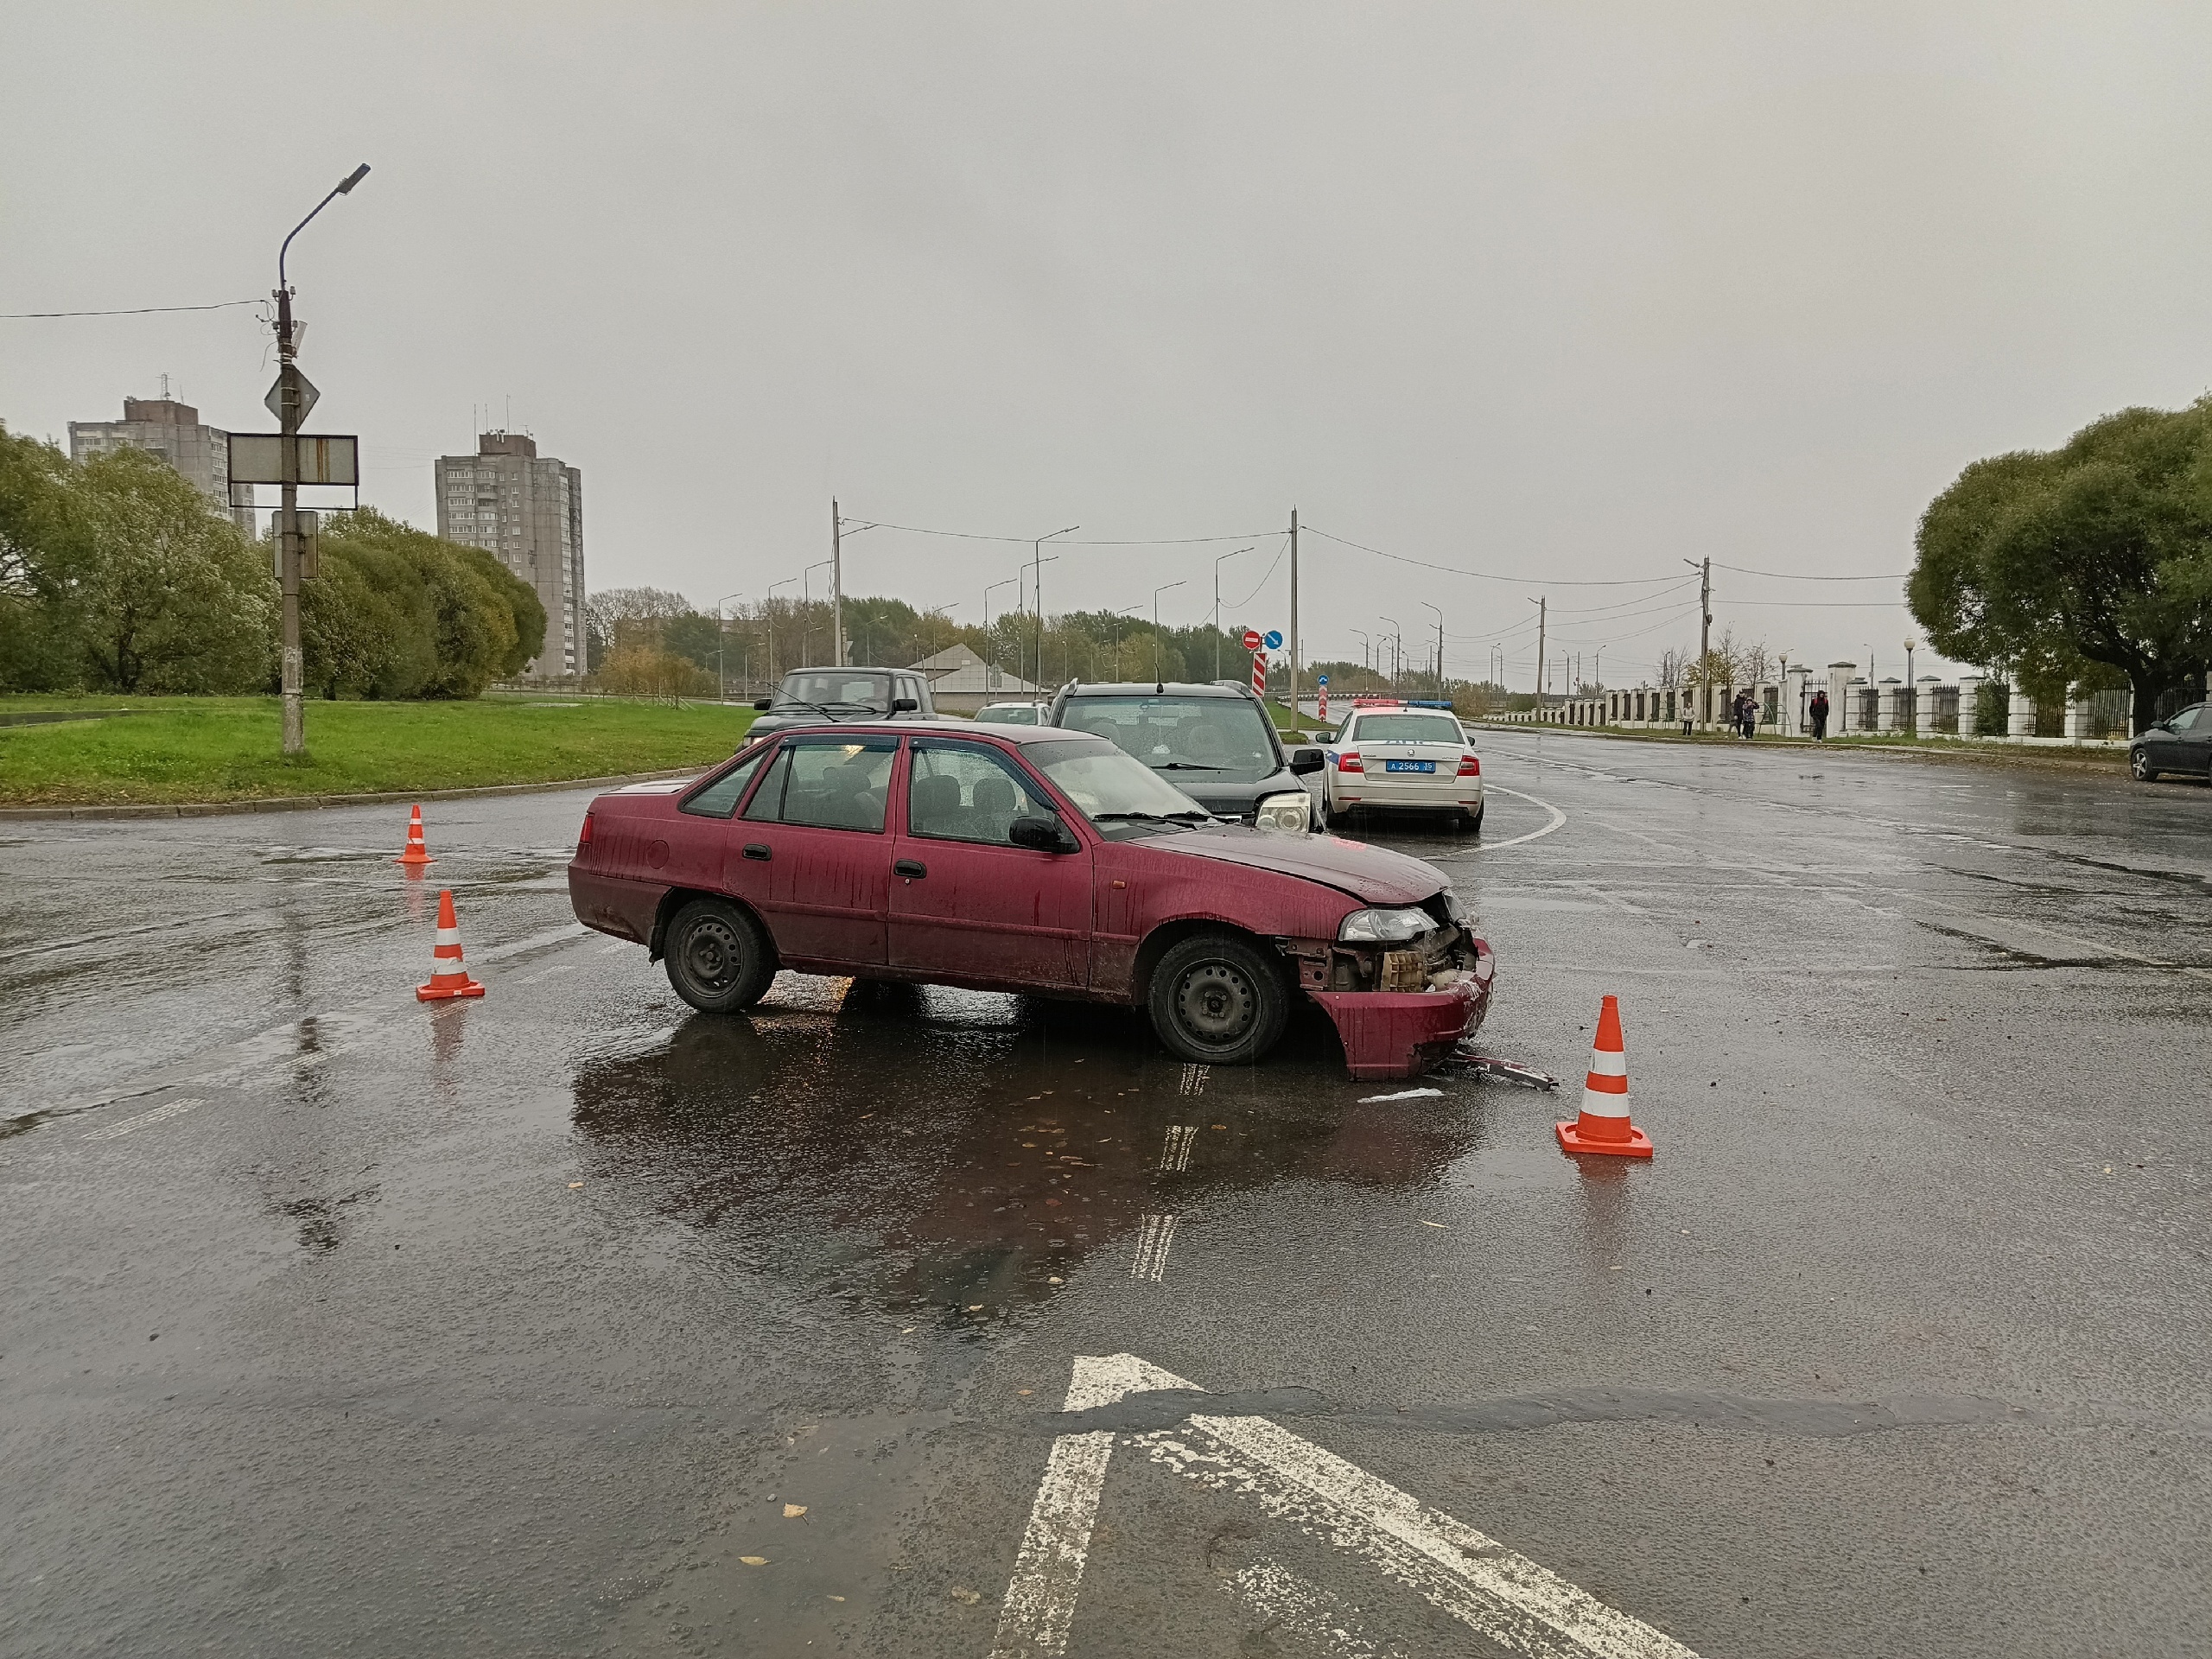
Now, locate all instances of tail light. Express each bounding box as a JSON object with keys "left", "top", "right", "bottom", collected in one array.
[
  {"left": 1337, "top": 751, "right": 1363, "bottom": 773},
  {"left": 1457, "top": 754, "right": 1481, "bottom": 777},
  {"left": 576, "top": 810, "right": 594, "bottom": 855}
]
